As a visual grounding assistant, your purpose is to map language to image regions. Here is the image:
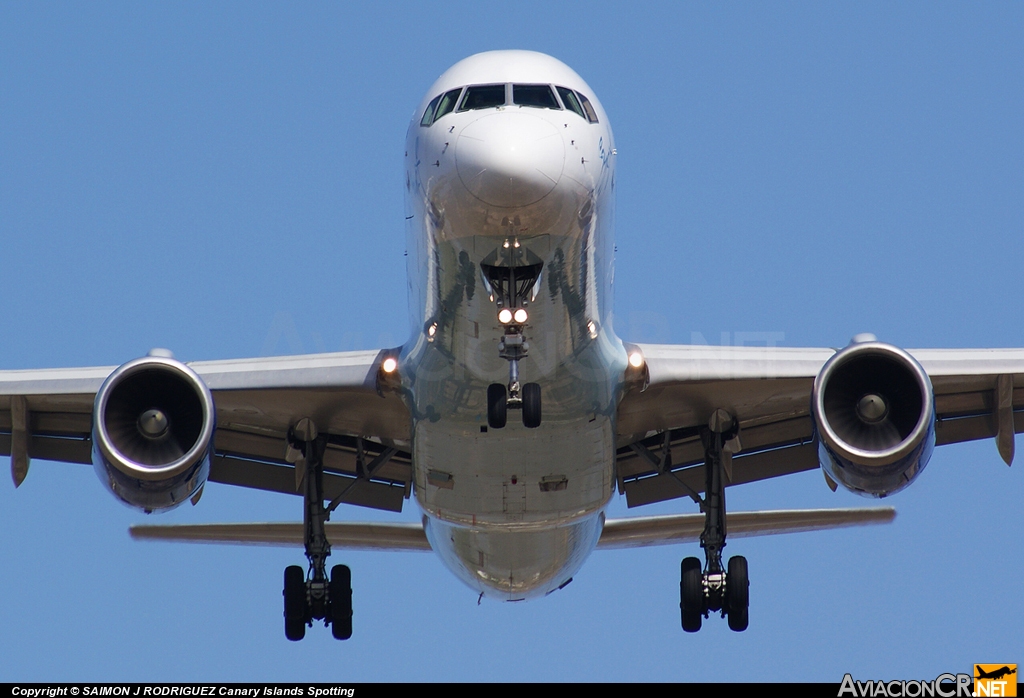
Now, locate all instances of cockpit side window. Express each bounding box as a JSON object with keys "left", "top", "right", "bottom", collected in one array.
[
  {"left": 513, "top": 84, "right": 560, "bottom": 109},
  {"left": 458, "top": 84, "right": 507, "bottom": 111},
  {"left": 556, "top": 86, "right": 585, "bottom": 119},
  {"left": 576, "top": 91, "right": 599, "bottom": 123},
  {"left": 420, "top": 94, "right": 442, "bottom": 127},
  {"left": 433, "top": 87, "right": 463, "bottom": 122}
]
